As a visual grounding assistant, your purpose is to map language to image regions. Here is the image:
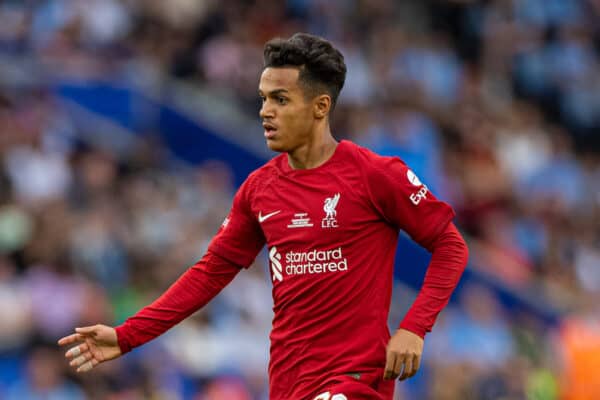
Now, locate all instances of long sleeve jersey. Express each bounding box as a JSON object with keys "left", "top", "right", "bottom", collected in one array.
[{"left": 116, "top": 140, "right": 469, "bottom": 399}]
